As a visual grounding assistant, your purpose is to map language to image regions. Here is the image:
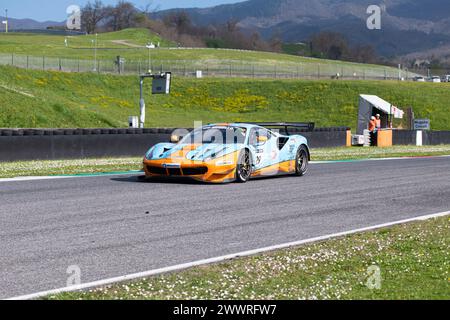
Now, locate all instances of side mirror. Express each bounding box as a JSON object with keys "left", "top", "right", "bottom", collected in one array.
[
  {"left": 257, "top": 135, "right": 268, "bottom": 144},
  {"left": 170, "top": 135, "right": 180, "bottom": 143}
]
